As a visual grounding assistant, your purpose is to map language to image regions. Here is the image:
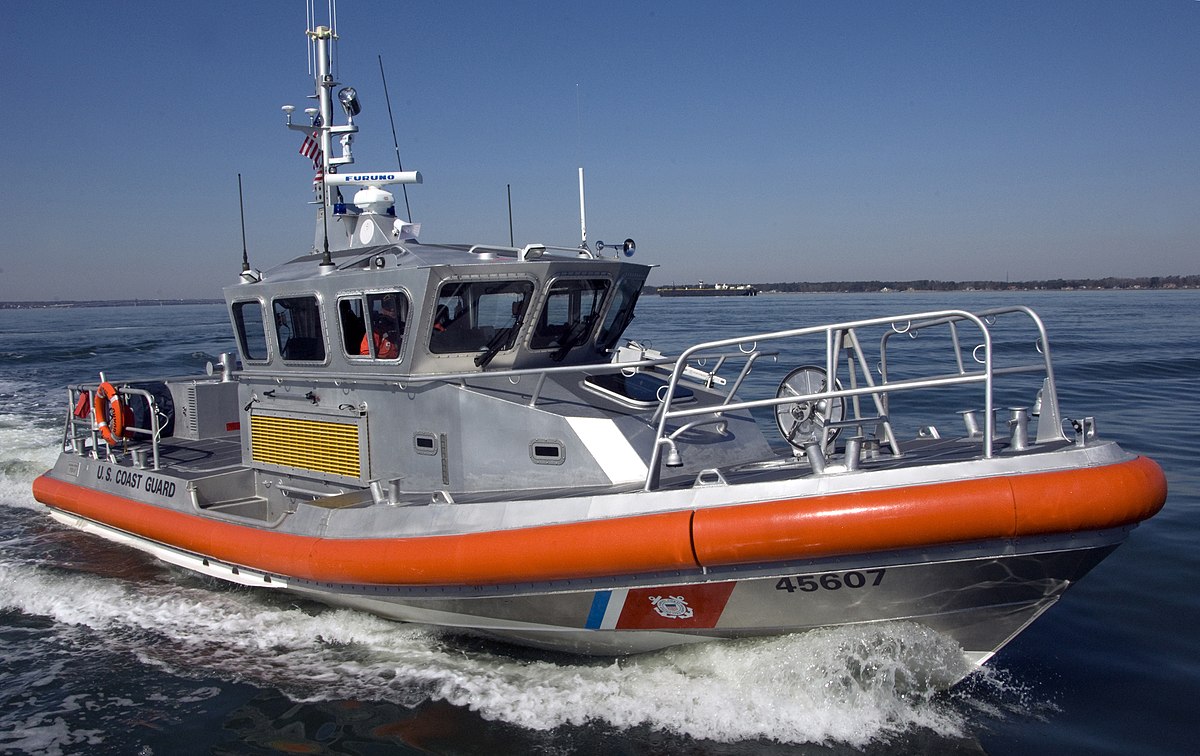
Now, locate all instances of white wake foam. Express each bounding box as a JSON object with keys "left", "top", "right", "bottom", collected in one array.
[
  {"left": 0, "top": 416, "right": 61, "bottom": 512},
  {"left": 0, "top": 555, "right": 977, "bottom": 746}
]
